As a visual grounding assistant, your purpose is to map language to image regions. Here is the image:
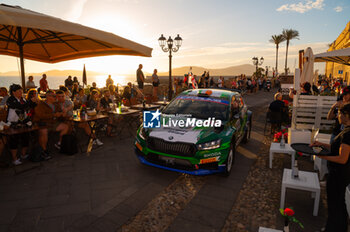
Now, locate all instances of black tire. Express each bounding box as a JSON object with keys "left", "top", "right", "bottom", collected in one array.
[
  {"left": 223, "top": 142, "right": 235, "bottom": 177},
  {"left": 242, "top": 119, "right": 251, "bottom": 144}
]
